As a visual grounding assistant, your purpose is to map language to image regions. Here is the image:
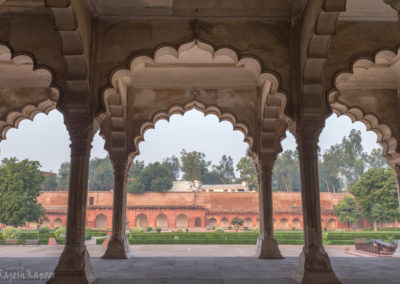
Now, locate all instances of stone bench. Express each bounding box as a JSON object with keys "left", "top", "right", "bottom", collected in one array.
[
  {"left": 4, "top": 239, "right": 18, "bottom": 245},
  {"left": 23, "top": 239, "right": 39, "bottom": 246}
]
